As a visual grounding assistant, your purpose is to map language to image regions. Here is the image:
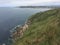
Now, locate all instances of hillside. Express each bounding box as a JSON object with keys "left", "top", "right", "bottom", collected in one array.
[{"left": 13, "top": 9, "right": 60, "bottom": 45}]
